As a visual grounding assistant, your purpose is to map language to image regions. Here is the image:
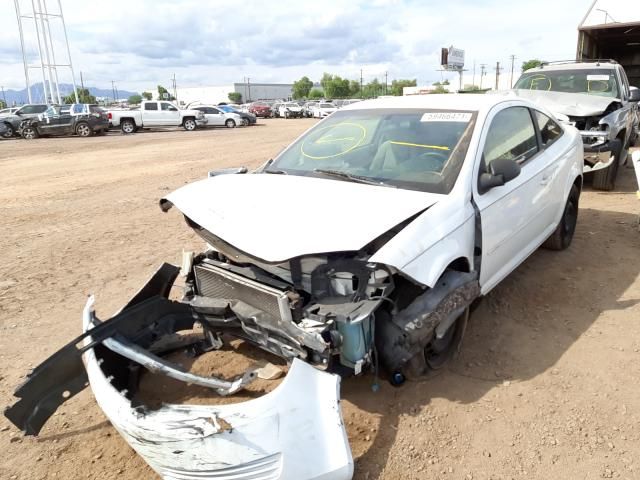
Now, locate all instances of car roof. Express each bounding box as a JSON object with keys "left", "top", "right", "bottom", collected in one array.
[{"left": 341, "top": 93, "right": 521, "bottom": 114}]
